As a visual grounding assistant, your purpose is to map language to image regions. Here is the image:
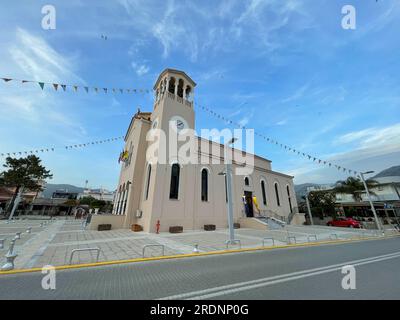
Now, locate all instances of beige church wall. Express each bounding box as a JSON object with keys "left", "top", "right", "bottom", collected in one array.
[
  {"left": 89, "top": 214, "right": 125, "bottom": 230},
  {"left": 124, "top": 119, "right": 152, "bottom": 228}
]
